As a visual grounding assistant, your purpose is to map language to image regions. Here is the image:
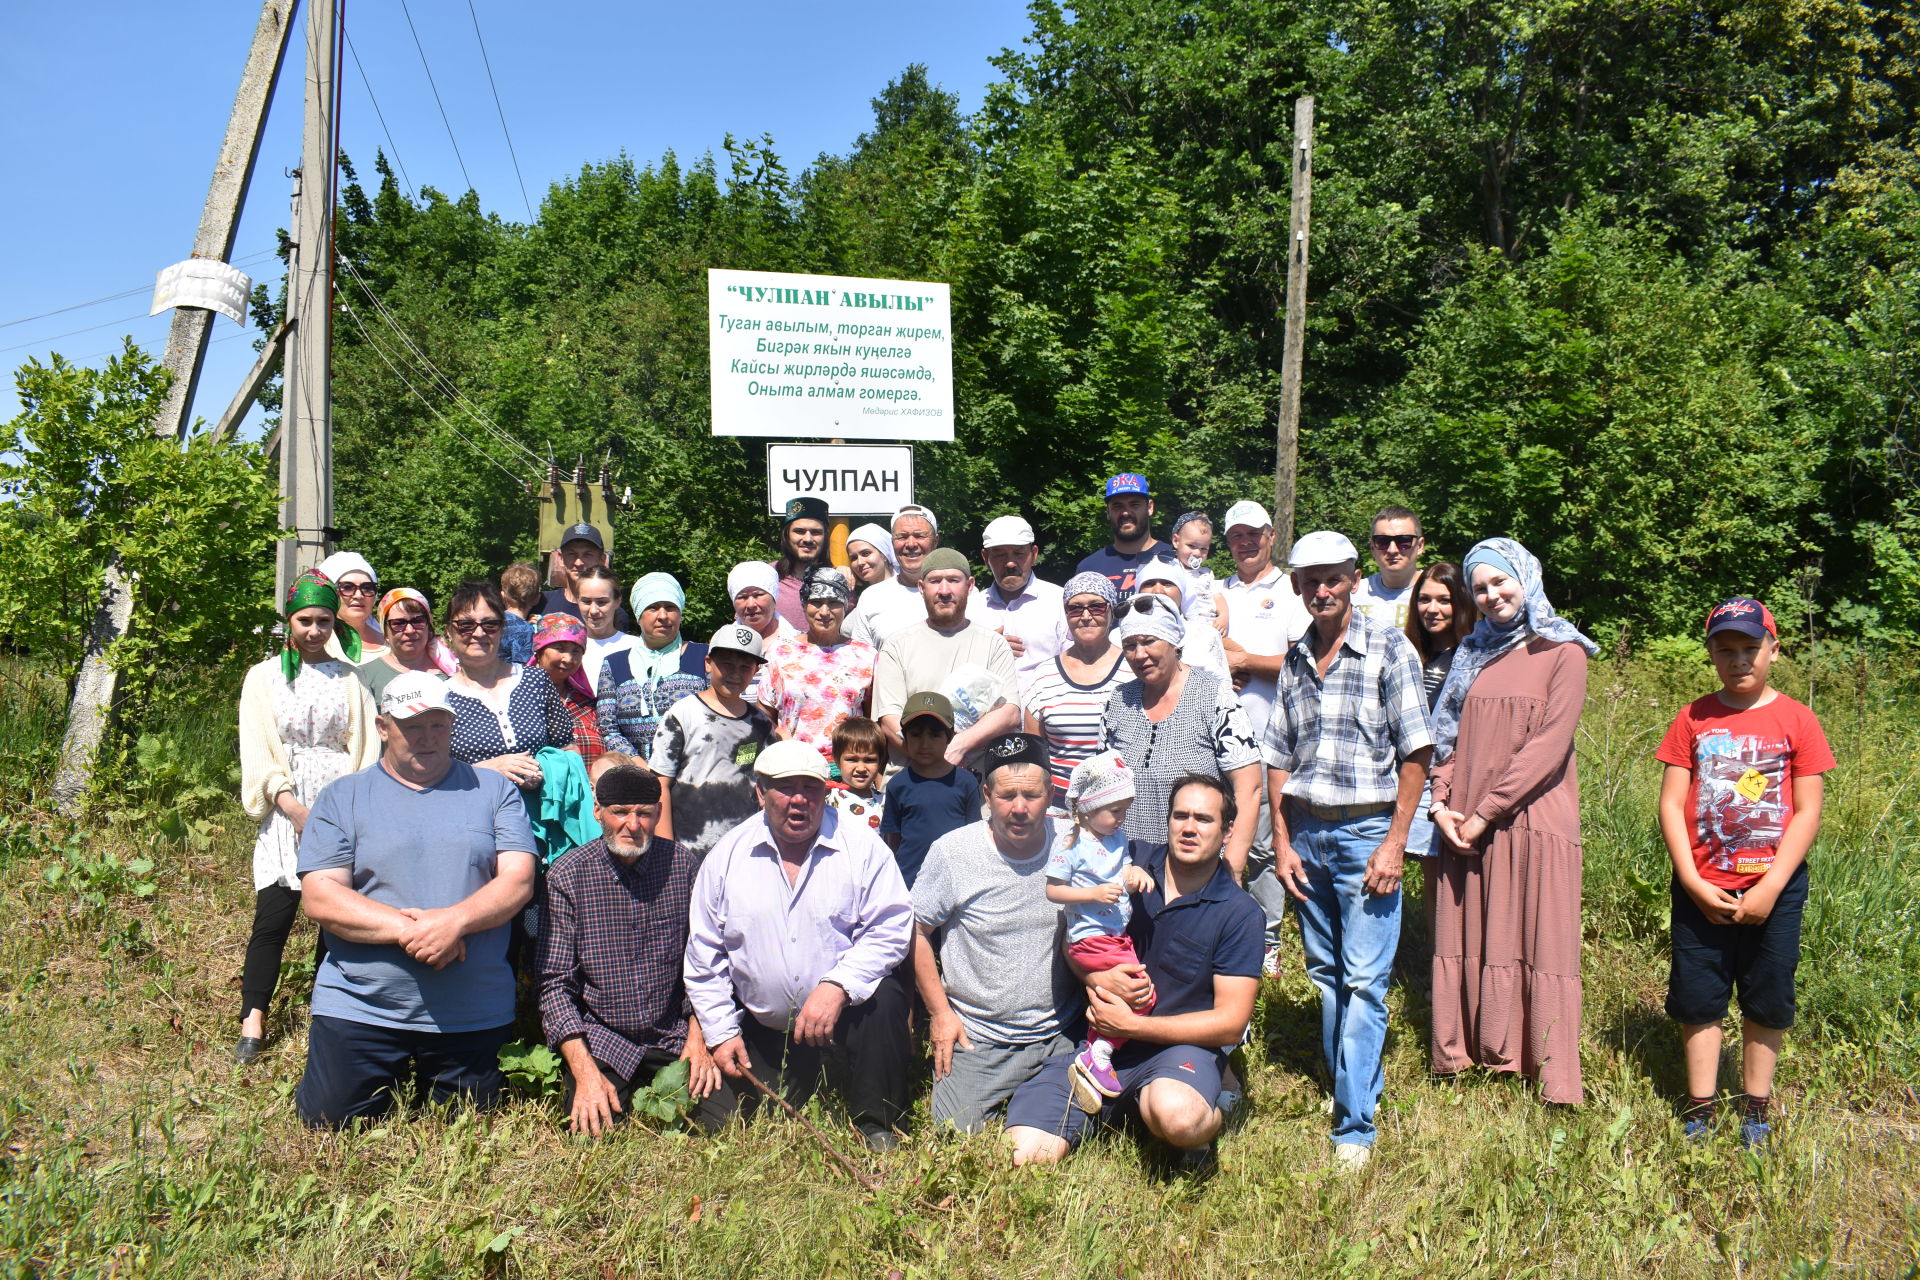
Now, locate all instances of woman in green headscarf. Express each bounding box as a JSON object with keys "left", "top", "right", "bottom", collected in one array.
[{"left": 233, "top": 570, "right": 379, "bottom": 1063}]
